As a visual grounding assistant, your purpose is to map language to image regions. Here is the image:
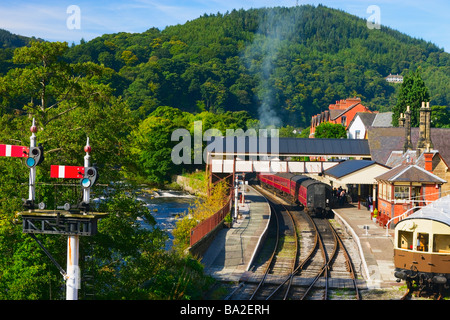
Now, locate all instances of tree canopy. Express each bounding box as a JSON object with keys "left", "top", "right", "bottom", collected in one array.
[{"left": 392, "top": 69, "right": 430, "bottom": 127}]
